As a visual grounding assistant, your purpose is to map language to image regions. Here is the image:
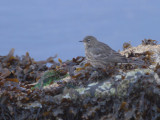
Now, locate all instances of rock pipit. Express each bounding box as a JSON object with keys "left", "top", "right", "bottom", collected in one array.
[{"left": 80, "top": 36, "right": 142, "bottom": 69}]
